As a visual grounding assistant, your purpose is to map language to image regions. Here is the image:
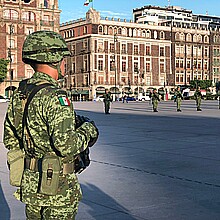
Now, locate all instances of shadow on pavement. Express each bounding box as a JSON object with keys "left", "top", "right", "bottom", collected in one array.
[
  {"left": 0, "top": 182, "right": 10, "bottom": 220},
  {"left": 80, "top": 183, "right": 140, "bottom": 220}
]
